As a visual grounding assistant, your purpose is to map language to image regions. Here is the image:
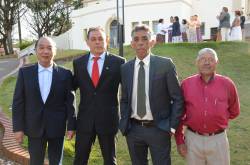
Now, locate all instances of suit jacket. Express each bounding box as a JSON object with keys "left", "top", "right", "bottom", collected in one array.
[
  {"left": 119, "top": 55, "right": 184, "bottom": 135},
  {"left": 73, "top": 52, "right": 125, "bottom": 135},
  {"left": 172, "top": 22, "right": 181, "bottom": 36},
  {"left": 12, "top": 63, "right": 76, "bottom": 138}
]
